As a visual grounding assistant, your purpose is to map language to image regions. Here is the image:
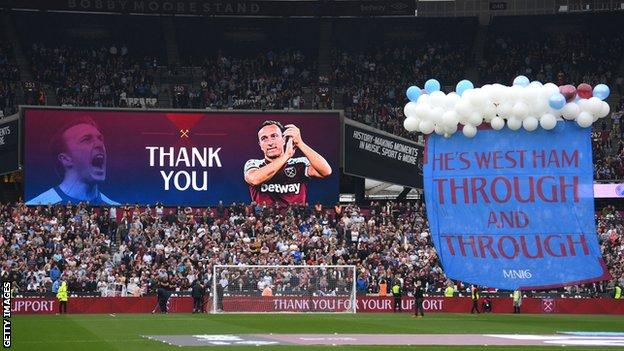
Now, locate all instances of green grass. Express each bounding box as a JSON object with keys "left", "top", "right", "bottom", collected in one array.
[{"left": 10, "top": 313, "right": 624, "bottom": 351}]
